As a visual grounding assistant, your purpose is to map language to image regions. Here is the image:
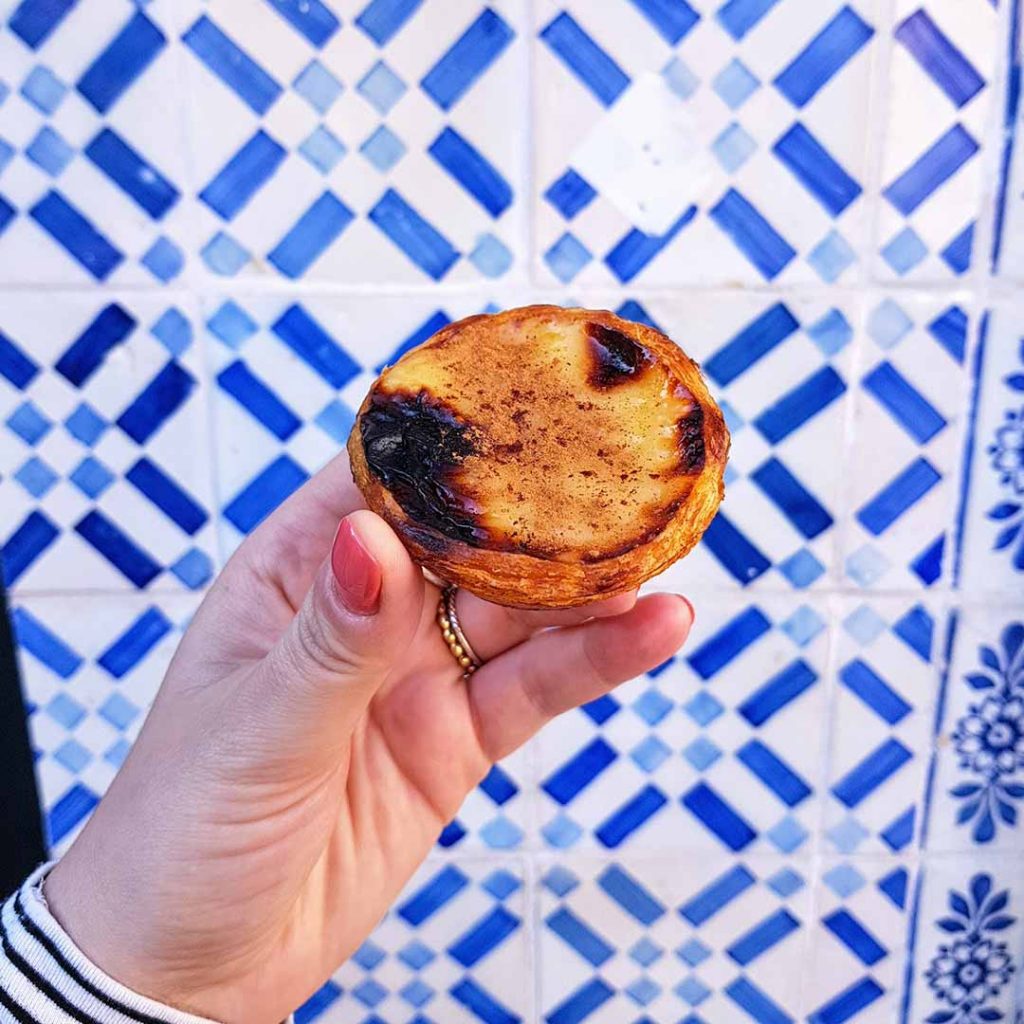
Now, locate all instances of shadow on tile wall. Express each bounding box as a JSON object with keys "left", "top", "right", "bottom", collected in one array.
[{"left": 1, "top": 0, "right": 1022, "bottom": 1020}]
